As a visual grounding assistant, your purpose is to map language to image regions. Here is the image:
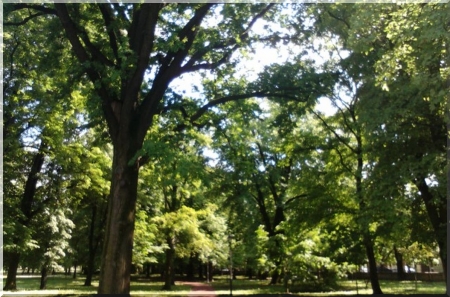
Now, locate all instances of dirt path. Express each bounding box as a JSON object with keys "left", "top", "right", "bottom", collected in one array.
[{"left": 182, "top": 281, "right": 217, "bottom": 297}]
